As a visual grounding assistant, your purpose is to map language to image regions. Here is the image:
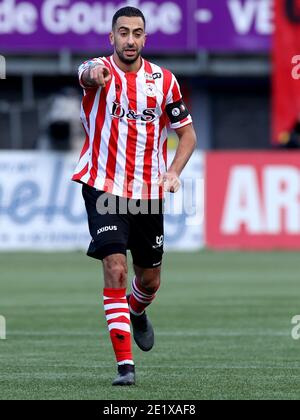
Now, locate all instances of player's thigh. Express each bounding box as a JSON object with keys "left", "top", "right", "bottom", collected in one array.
[
  {"left": 129, "top": 210, "right": 164, "bottom": 269},
  {"left": 82, "top": 184, "right": 129, "bottom": 260}
]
